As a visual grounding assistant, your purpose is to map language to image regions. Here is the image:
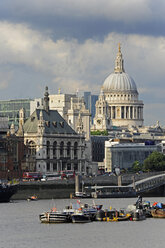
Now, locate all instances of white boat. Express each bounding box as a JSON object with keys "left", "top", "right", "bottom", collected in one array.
[{"left": 39, "top": 210, "right": 72, "bottom": 223}]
